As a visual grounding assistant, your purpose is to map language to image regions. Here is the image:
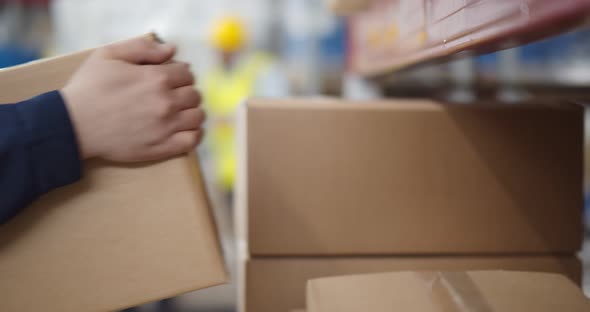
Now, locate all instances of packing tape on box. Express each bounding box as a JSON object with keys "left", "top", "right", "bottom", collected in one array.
[{"left": 417, "top": 272, "right": 493, "bottom": 312}]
